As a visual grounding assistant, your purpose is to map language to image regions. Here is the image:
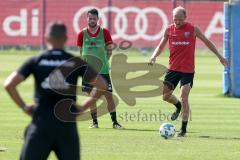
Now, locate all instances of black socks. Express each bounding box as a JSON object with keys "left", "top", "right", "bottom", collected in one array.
[
  {"left": 91, "top": 112, "right": 98, "bottom": 124},
  {"left": 91, "top": 112, "right": 118, "bottom": 124},
  {"left": 181, "top": 121, "right": 188, "bottom": 132},
  {"left": 174, "top": 101, "right": 182, "bottom": 112},
  {"left": 110, "top": 112, "right": 117, "bottom": 123}
]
